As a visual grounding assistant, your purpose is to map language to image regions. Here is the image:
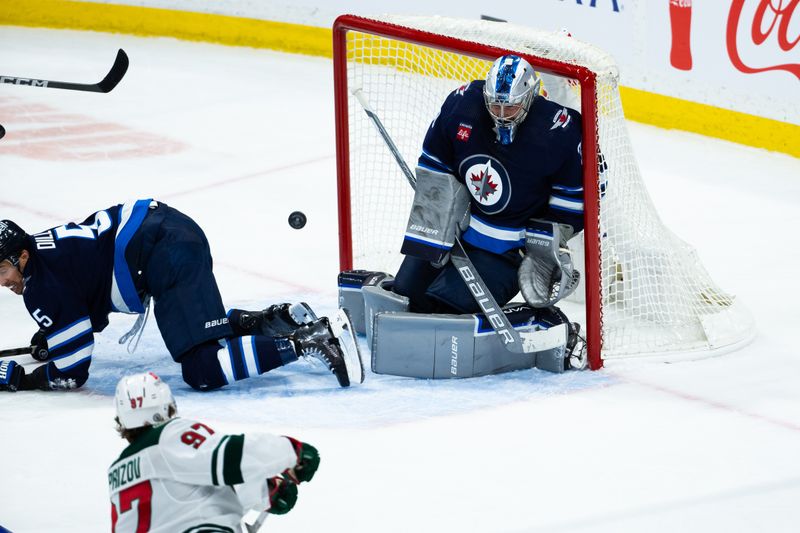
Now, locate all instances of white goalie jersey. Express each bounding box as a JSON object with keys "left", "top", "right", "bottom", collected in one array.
[{"left": 108, "top": 417, "right": 298, "bottom": 533}]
